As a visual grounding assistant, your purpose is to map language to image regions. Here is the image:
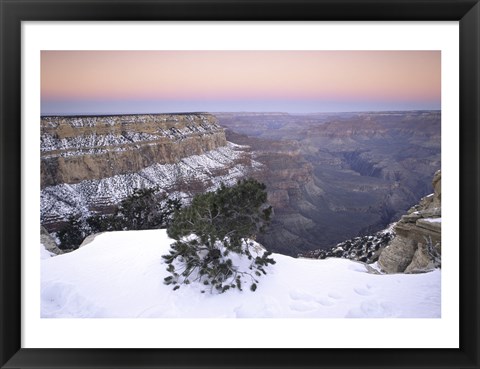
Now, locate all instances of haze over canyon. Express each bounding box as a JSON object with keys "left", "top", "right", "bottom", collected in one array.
[{"left": 40, "top": 110, "right": 440, "bottom": 256}]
